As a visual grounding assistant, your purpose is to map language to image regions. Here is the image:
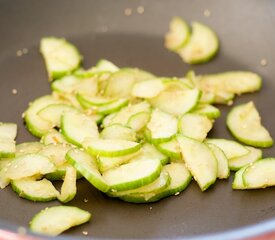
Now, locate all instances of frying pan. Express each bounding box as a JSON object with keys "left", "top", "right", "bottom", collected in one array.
[{"left": 1, "top": 0, "right": 275, "bottom": 239}]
